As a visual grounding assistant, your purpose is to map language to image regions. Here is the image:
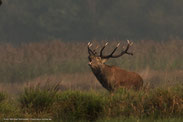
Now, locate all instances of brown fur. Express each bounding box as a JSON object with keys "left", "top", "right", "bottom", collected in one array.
[{"left": 89, "top": 59, "right": 143, "bottom": 91}]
